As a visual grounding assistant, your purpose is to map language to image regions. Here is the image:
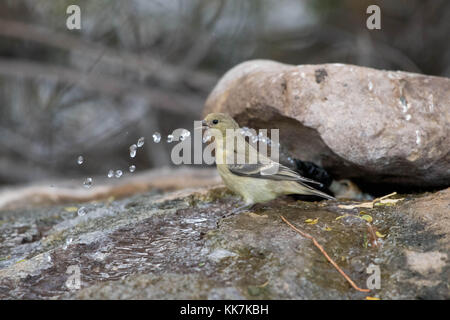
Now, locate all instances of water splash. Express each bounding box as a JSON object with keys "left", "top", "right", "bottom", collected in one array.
[
  {"left": 107, "top": 170, "right": 114, "bottom": 178},
  {"left": 239, "top": 127, "right": 251, "bottom": 136},
  {"left": 83, "top": 177, "right": 93, "bottom": 188},
  {"left": 152, "top": 132, "right": 161, "bottom": 143},
  {"left": 129, "top": 165, "right": 136, "bottom": 173},
  {"left": 129, "top": 144, "right": 137, "bottom": 158},
  {"left": 115, "top": 170, "right": 123, "bottom": 178},
  {"left": 428, "top": 94, "right": 434, "bottom": 112},
  {"left": 415, "top": 130, "right": 421, "bottom": 145},
  {"left": 137, "top": 137, "right": 145, "bottom": 148},
  {"left": 63, "top": 237, "right": 73, "bottom": 250},
  {"left": 399, "top": 96, "right": 410, "bottom": 113},
  {"left": 180, "top": 130, "right": 191, "bottom": 141},
  {"left": 203, "top": 132, "right": 211, "bottom": 143},
  {"left": 167, "top": 134, "right": 174, "bottom": 143},
  {"left": 78, "top": 207, "right": 87, "bottom": 216},
  {"left": 77, "top": 156, "right": 84, "bottom": 165}
]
